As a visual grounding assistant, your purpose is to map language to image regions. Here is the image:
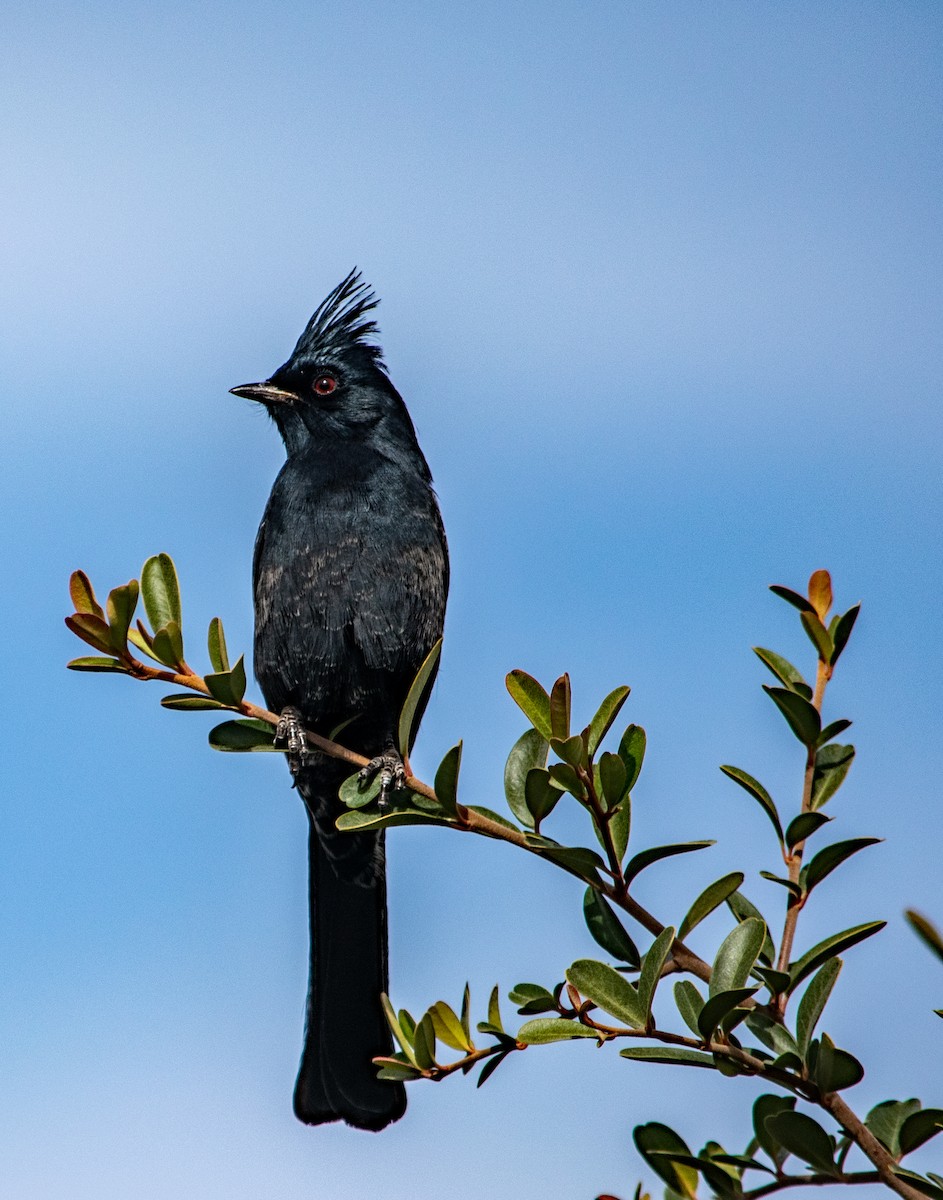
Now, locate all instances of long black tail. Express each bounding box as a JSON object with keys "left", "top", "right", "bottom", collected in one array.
[{"left": 293, "top": 771, "right": 406, "bottom": 1131}]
